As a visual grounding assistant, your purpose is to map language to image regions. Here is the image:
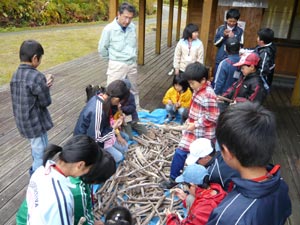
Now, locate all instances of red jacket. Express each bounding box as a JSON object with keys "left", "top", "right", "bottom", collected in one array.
[{"left": 166, "top": 183, "right": 227, "bottom": 225}]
